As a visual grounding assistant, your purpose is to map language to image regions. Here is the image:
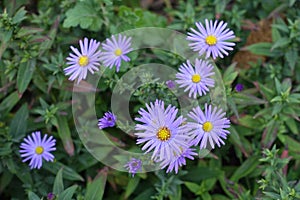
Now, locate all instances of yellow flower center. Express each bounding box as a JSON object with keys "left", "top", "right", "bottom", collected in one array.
[
  {"left": 202, "top": 121, "right": 213, "bottom": 132},
  {"left": 35, "top": 146, "right": 44, "bottom": 155},
  {"left": 114, "top": 48, "right": 122, "bottom": 56},
  {"left": 192, "top": 74, "right": 201, "bottom": 83},
  {"left": 205, "top": 35, "right": 217, "bottom": 46},
  {"left": 78, "top": 56, "right": 89, "bottom": 66},
  {"left": 157, "top": 127, "right": 171, "bottom": 141}
]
